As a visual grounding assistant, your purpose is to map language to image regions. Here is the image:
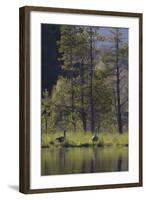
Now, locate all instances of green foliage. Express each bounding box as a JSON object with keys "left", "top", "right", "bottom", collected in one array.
[{"left": 41, "top": 25, "right": 128, "bottom": 137}]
